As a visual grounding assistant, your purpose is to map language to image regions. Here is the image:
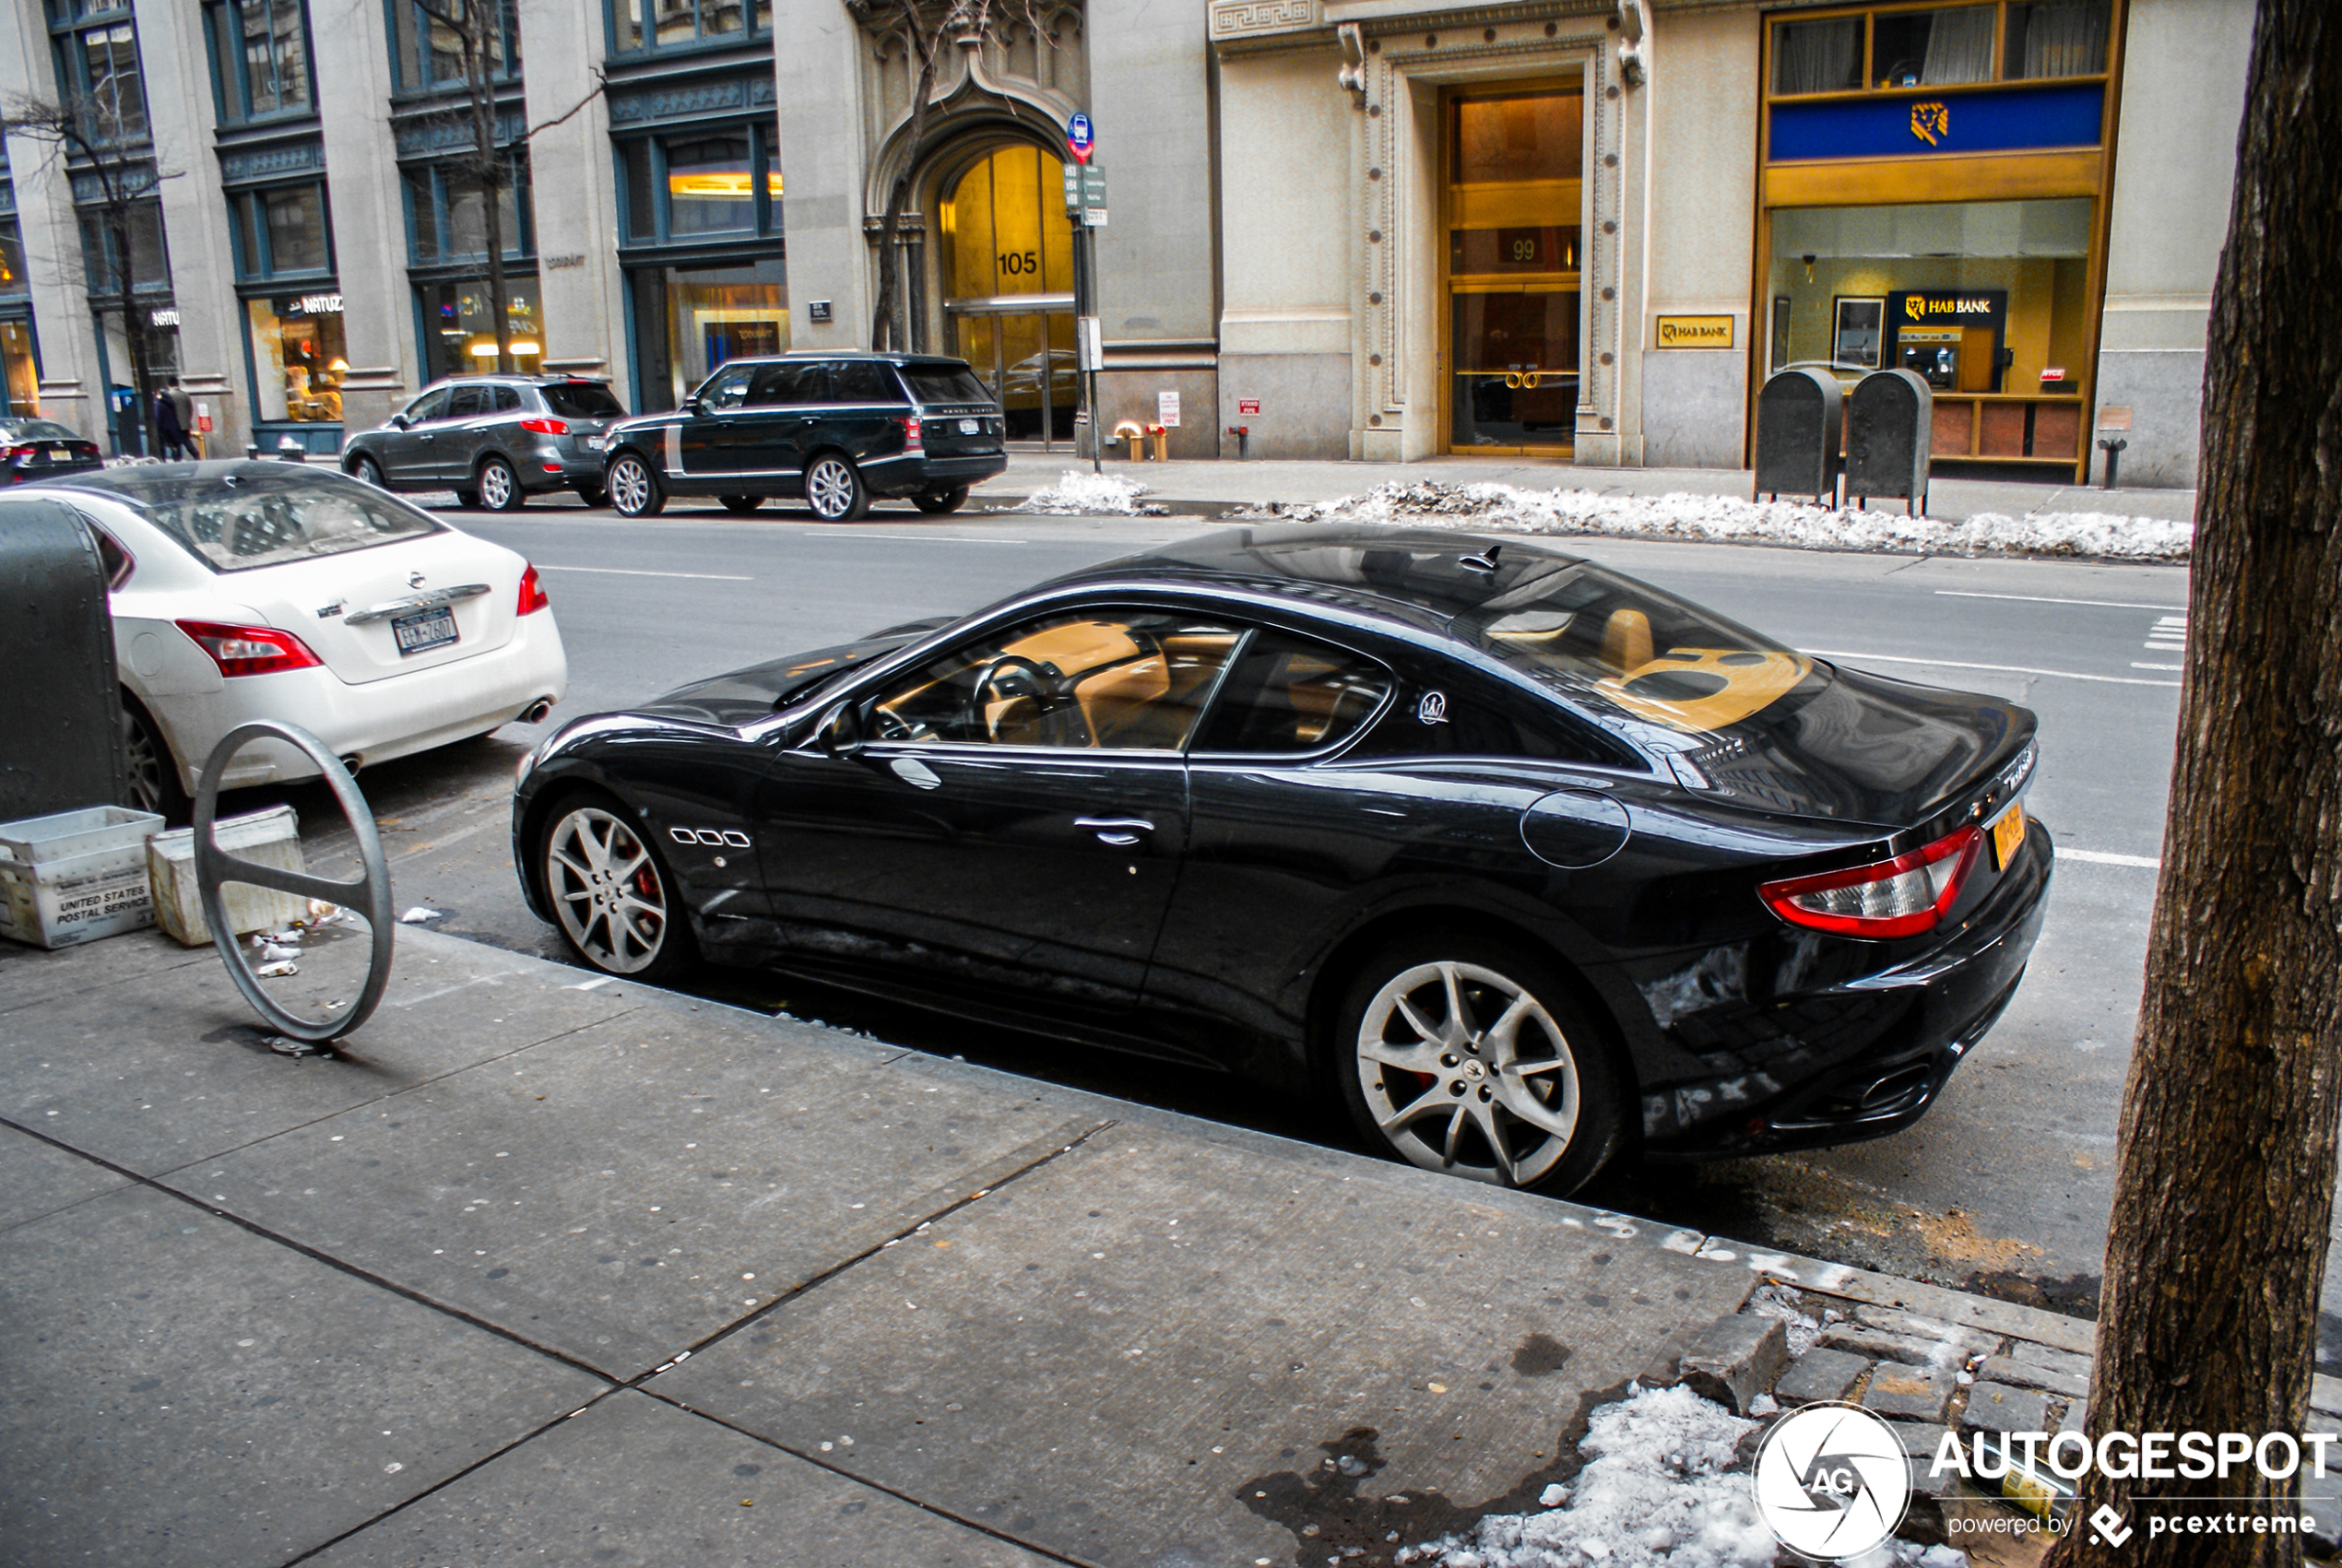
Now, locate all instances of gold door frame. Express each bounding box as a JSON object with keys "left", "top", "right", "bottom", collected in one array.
[{"left": 1439, "top": 76, "right": 1587, "bottom": 459}]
